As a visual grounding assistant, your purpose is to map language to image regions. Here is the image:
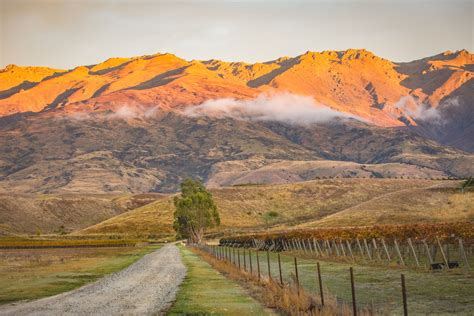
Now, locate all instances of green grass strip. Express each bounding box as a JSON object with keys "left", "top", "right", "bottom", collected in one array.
[{"left": 168, "top": 247, "right": 270, "bottom": 315}]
